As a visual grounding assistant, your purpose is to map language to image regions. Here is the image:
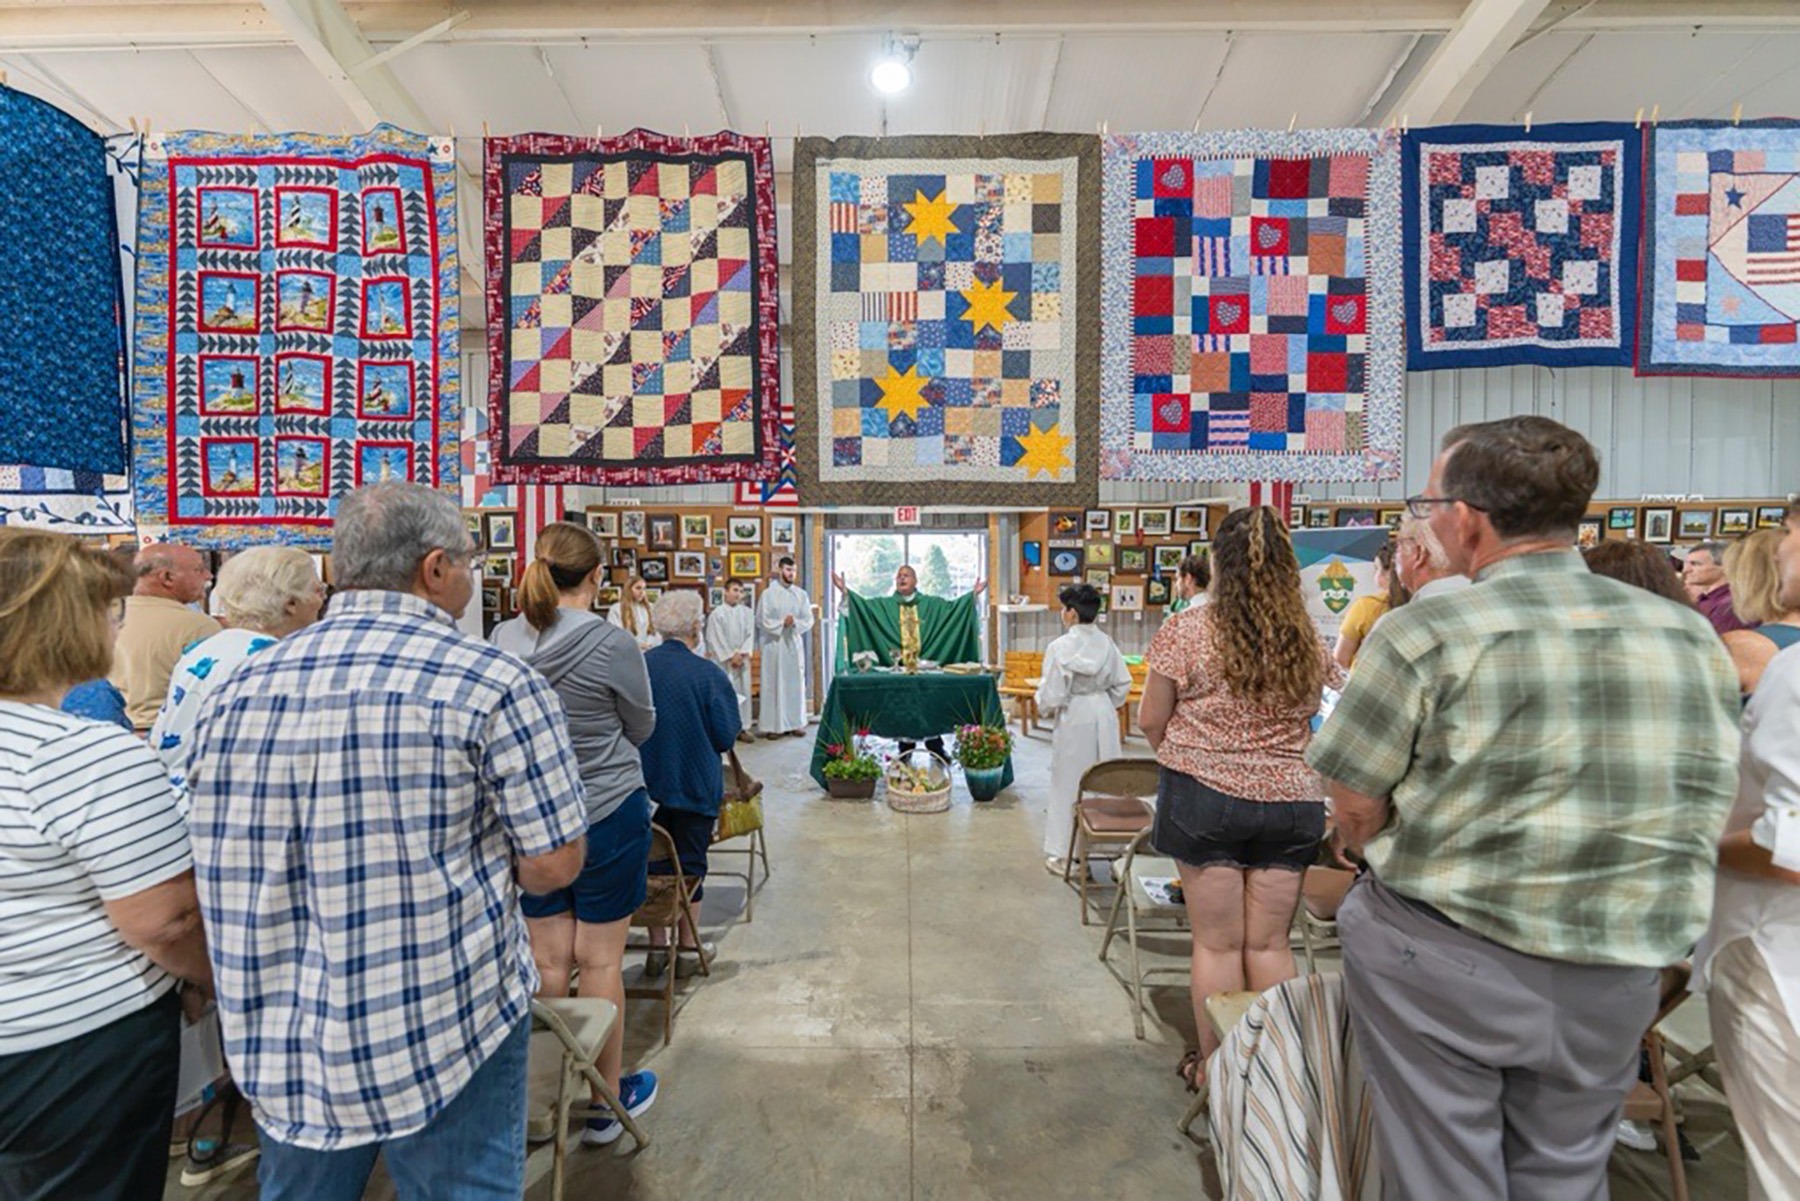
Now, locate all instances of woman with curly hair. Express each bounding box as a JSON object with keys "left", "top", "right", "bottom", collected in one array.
[{"left": 1138, "top": 506, "right": 1344, "bottom": 1092}]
